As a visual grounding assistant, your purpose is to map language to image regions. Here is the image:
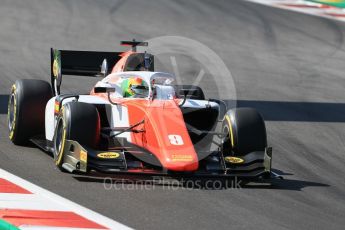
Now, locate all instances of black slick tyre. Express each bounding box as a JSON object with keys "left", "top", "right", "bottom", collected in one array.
[
  {"left": 53, "top": 102, "right": 100, "bottom": 171},
  {"left": 8, "top": 79, "right": 52, "bottom": 145}
]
